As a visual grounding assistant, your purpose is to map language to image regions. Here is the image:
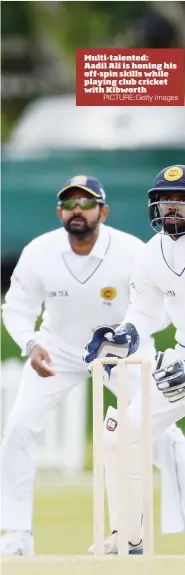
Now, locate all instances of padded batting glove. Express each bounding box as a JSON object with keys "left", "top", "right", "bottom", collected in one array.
[{"left": 153, "top": 349, "right": 185, "bottom": 403}]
